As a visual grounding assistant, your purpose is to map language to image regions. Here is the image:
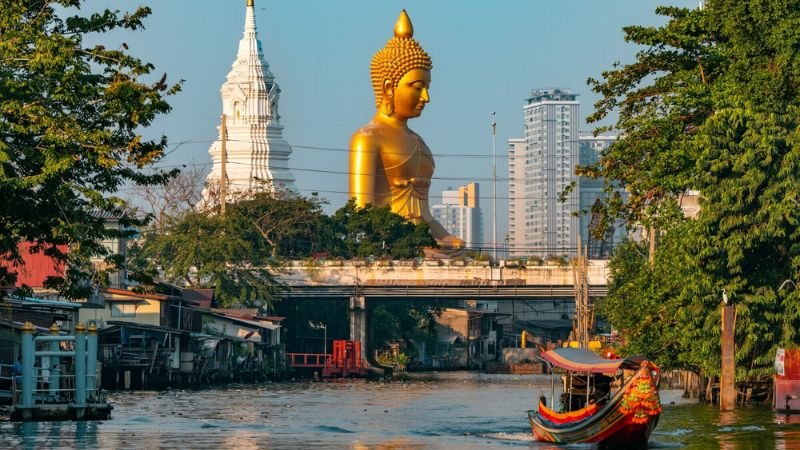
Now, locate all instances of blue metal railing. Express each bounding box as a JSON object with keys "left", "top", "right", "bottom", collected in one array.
[
  {"left": 5, "top": 367, "right": 101, "bottom": 405},
  {"left": 16, "top": 322, "right": 104, "bottom": 409}
]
